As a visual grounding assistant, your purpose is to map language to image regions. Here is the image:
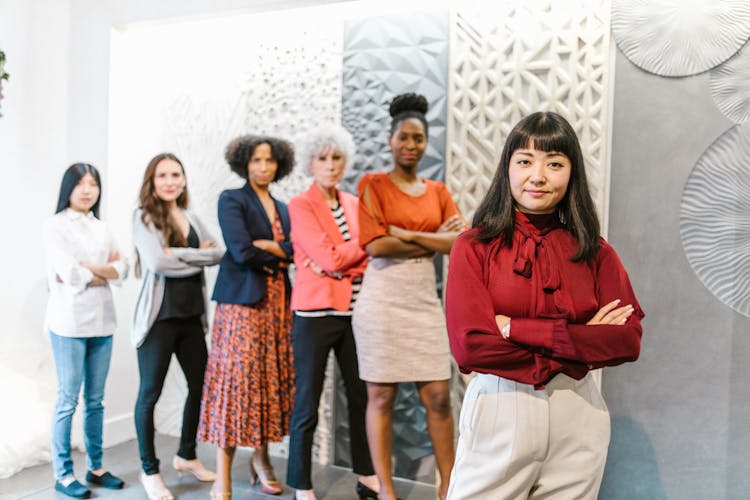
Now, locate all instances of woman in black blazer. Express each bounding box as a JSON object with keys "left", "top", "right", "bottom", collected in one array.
[{"left": 197, "top": 135, "right": 295, "bottom": 498}]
